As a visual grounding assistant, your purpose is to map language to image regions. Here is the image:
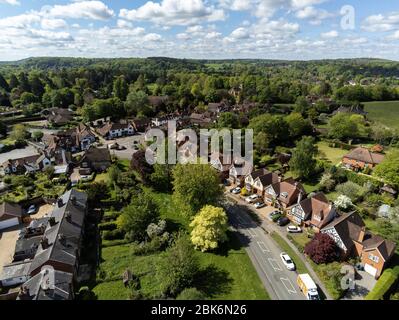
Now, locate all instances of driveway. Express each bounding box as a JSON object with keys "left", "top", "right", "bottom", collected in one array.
[
  {"left": 101, "top": 134, "right": 145, "bottom": 160},
  {"left": 30, "top": 204, "right": 54, "bottom": 219},
  {"left": 225, "top": 201, "right": 306, "bottom": 300},
  {"left": 342, "top": 270, "right": 377, "bottom": 300},
  {"left": 0, "top": 226, "right": 20, "bottom": 274}
]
